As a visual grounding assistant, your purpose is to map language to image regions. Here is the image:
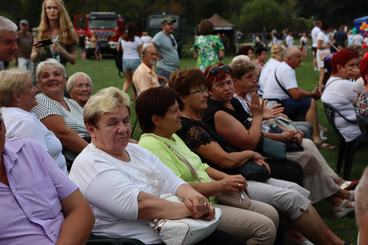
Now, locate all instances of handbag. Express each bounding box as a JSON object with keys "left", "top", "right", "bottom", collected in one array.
[
  {"left": 235, "top": 161, "right": 271, "bottom": 182},
  {"left": 259, "top": 137, "right": 287, "bottom": 161},
  {"left": 150, "top": 194, "right": 222, "bottom": 245}
]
